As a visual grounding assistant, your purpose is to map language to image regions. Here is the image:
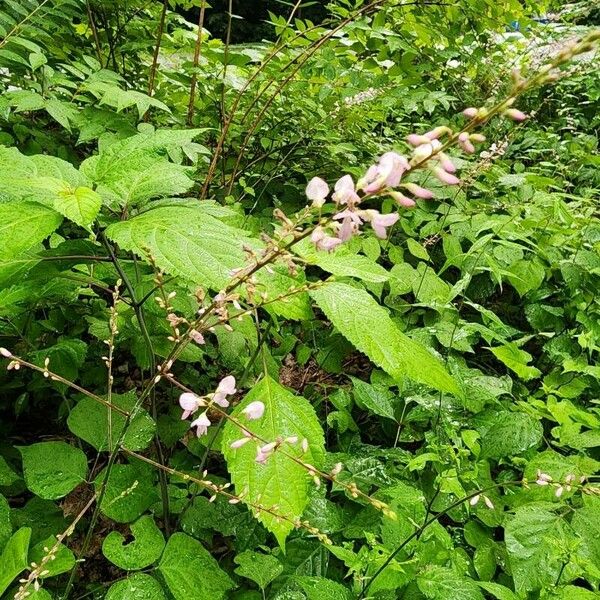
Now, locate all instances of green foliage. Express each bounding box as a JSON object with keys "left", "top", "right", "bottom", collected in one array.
[{"left": 0, "top": 0, "right": 598, "bottom": 598}]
